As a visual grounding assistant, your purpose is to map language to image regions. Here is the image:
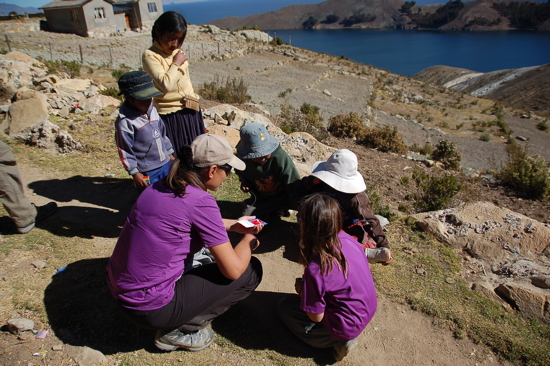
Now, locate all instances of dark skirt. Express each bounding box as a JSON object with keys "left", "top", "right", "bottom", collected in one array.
[{"left": 160, "top": 108, "right": 206, "bottom": 157}]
